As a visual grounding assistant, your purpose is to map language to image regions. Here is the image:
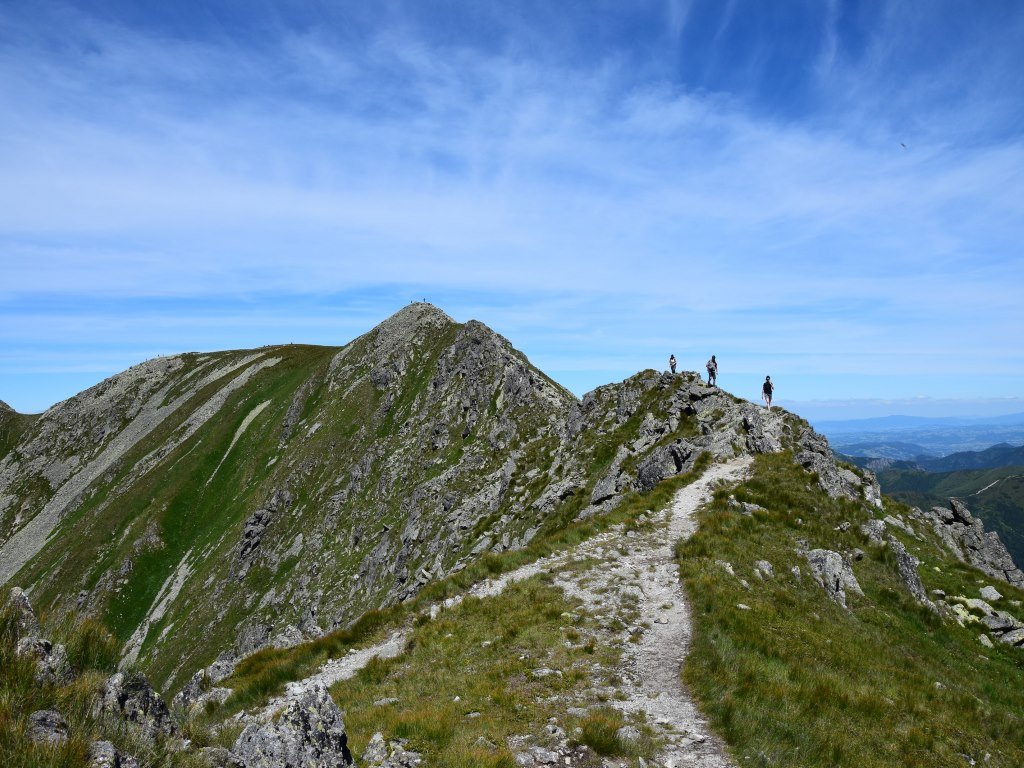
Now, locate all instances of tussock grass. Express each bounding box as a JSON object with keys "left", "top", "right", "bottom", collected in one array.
[
  {"left": 1, "top": 606, "right": 209, "bottom": 768},
  {"left": 330, "top": 577, "right": 626, "bottom": 765},
  {"left": 678, "top": 452, "right": 1024, "bottom": 768}
]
